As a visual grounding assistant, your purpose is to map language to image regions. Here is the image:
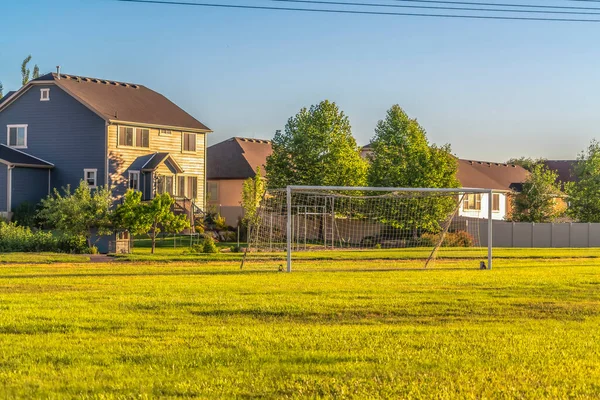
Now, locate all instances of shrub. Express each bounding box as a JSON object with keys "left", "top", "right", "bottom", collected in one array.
[
  {"left": 56, "top": 234, "right": 89, "bottom": 254},
  {"left": 12, "top": 202, "right": 38, "bottom": 228},
  {"left": 420, "top": 231, "right": 474, "bottom": 248},
  {"left": 0, "top": 222, "right": 55, "bottom": 252},
  {"left": 230, "top": 245, "right": 242, "bottom": 253},
  {"left": 202, "top": 236, "right": 219, "bottom": 254}
]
